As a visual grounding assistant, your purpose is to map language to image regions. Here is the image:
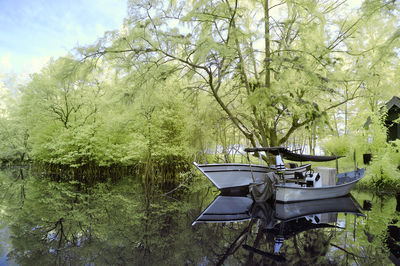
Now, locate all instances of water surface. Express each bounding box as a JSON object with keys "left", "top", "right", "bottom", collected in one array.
[{"left": 0, "top": 167, "right": 398, "bottom": 265}]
